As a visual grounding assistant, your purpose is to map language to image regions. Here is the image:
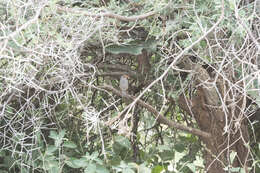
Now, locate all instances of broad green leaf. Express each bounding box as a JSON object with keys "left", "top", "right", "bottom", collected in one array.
[
  {"left": 84, "top": 151, "right": 103, "bottom": 164},
  {"left": 123, "top": 168, "right": 135, "bottom": 173},
  {"left": 45, "top": 145, "right": 57, "bottom": 155},
  {"left": 49, "top": 130, "right": 66, "bottom": 147},
  {"left": 65, "top": 157, "right": 88, "bottom": 168},
  {"left": 42, "top": 160, "right": 59, "bottom": 171},
  {"left": 175, "top": 151, "right": 185, "bottom": 163},
  {"left": 49, "top": 131, "right": 58, "bottom": 139},
  {"left": 114, "top": 136, "right": 131, "bottom": 149},
  {"left": 106, "top": 39, "right": 157, "bottom": 55},
  {"left": 157, "top": 145, "right": 170, "bottom": 152},
  {"left": 174, "top": 143, "right": 186, "bottom": 152},
  {"left": 63, "top": 141, "right": 77, "bottom": 149},
  {"left": 152, "top": 165, "right": 164, "bottom": 173},
  {"left": 58, "top": 130, "right": 66, "bottom": 138},
  {"left": 159, "top": 150, "right": 175, "bottom": 161},
  {"left": 84, "top": 163, "right": 96, "bottom": 173},
  {"left": 96, "top": 165, "right": 110, "bottom": 173}
]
